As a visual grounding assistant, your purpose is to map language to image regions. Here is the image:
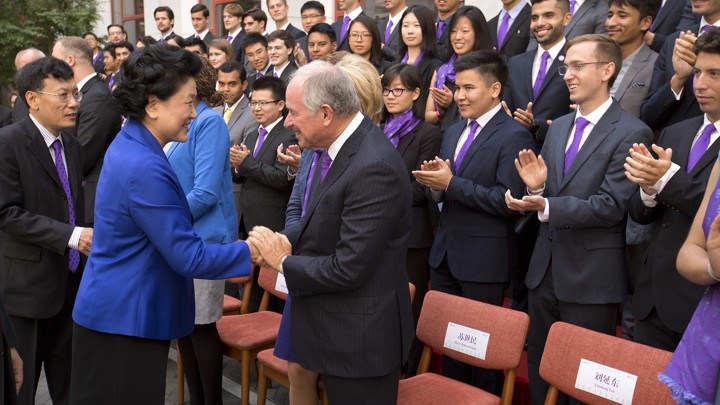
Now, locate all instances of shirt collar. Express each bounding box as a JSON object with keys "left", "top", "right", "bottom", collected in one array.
[
  {"left": 226, "top": 94, "right": 245, "bottom": 111},
  {"left": 260, "top": 116, "right": 283, "bottom": 134},
  {"left": 30, "top": 113, "right": 62, "bottom": 145},
  {"left": 280, "top": 22, "right": 290, "bottom": 30},
  {"left": 229, "top": 27, "right": 243, "bottom": 38},
  {"left": 699, "top": 17, "right": 720, "bottom": 33},
  {"left": 76, "top": 72, "right": 97, "bottom": 92},
  {"left": 389, "top": 7, "right": 408, "bottom": 24},
  {"left": 345, "top": 7, "right": 363, "bottom": 20},
  {"left": 469, "top": 103, "right": 502, "bottom": 130},
  {"left": 500, "top": 0, "right": 526, "bottom": 21},
  {"left": 538, "top": 37, "right": 566, "bottom": 59},
  {"left": 328, "top": 112, "right": 364, "bottom": 161},
  {"left": 274, "top": 61, "right": 290, "bottom": 77},
  {"left": 196, "top": 28, "right": 210, "bottom": 38},
  {"left": 576, "top": 96, "right": 613, "bottom": 125}
]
